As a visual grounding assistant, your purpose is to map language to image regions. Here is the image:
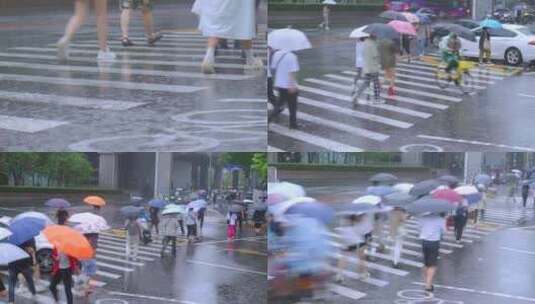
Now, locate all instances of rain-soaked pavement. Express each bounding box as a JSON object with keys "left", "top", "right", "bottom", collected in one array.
[
  {"left": 271, "top": 173, "right": 535, "bottom": 303},
  {"left": 0, "top": 1, "right": 267, "bottom": 151},
  {"left": 268, "top": 9, "right": 535, "bottom": 152},
  {"left": 0, "top": 198, "right": 267, "bottom": 304}
]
